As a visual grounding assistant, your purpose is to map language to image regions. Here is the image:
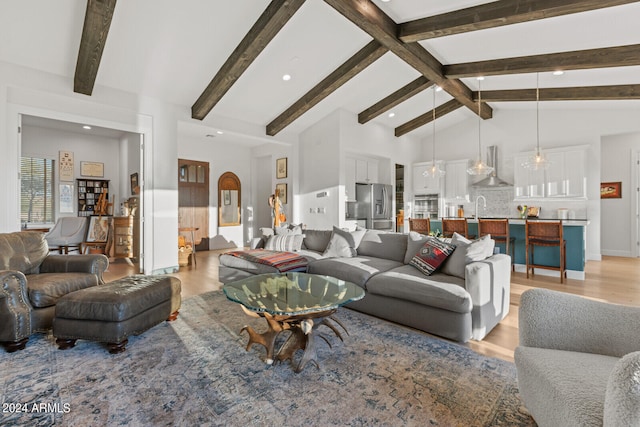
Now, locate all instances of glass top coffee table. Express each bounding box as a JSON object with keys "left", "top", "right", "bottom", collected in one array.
[{"left": 223, "top": 272, "right": 364, "bottom": 373}]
